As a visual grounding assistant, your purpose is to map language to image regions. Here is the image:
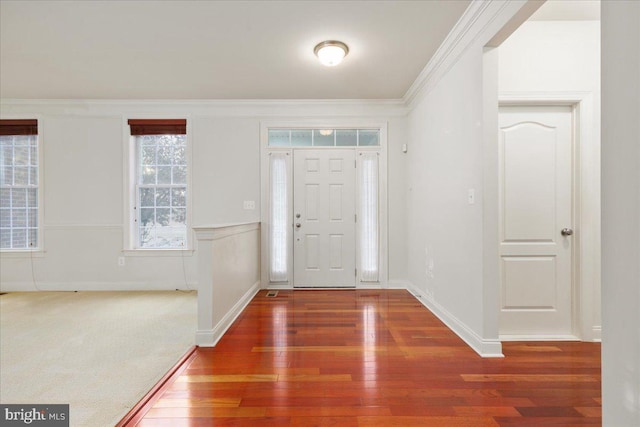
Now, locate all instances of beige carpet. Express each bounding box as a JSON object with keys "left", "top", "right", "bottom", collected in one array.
[{"left": 0, "top": 291, "right": 197, "bottom": 427}]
